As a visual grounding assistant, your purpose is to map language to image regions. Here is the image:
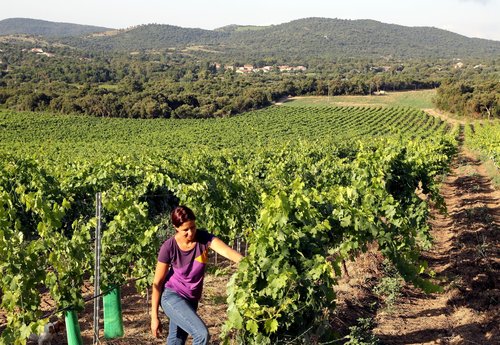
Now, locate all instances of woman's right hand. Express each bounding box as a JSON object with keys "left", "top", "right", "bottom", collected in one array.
[
  {"left": 151, "top": 261, "right": 169, "bottom": 338},
  {"left": 151, "top": 317, "right": 162, "bottom": 338}
]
